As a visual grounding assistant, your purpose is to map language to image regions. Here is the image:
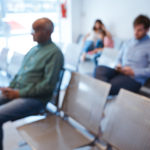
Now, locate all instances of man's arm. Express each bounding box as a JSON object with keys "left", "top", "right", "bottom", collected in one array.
[
  {"left": 9, "top": 49, "right": 33, "bottom": 88},
  {"left": 132, "top": 65, "right": 150, "bottom": 78},
  {"left": 19, "top": 51, "right": 64, "bottom": 98},
  {"left": 131, "top": 51, "right": 150, "bottom": 77},
  {"left": 120, "top": 53, "right": 150, "bottom": 77},
  {"left": 0, "top": 87, "right": 19, "bottom": 99}
]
